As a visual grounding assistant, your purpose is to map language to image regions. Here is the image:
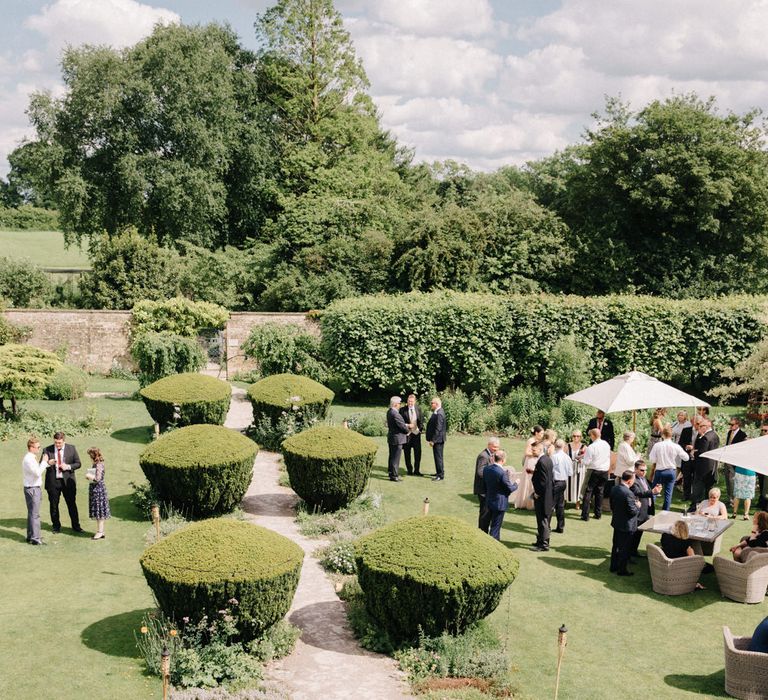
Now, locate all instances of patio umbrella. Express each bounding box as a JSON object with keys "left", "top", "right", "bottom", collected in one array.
[
  {"left": 564, "top": 370, "right": 710, "bottom": 431},
  {"left": 700, "top": 435, "right": 768, "bottom": 477}
]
